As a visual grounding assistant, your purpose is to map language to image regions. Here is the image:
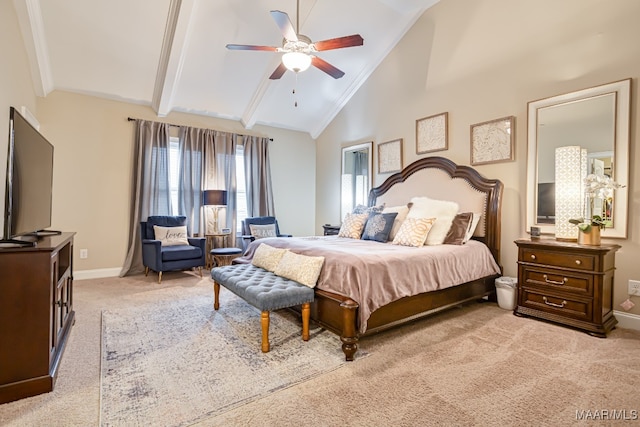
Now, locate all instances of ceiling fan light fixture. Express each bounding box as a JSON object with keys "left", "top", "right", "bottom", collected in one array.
[{"left": 282, "top": 51, "right": 311, "bottom": 73}]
